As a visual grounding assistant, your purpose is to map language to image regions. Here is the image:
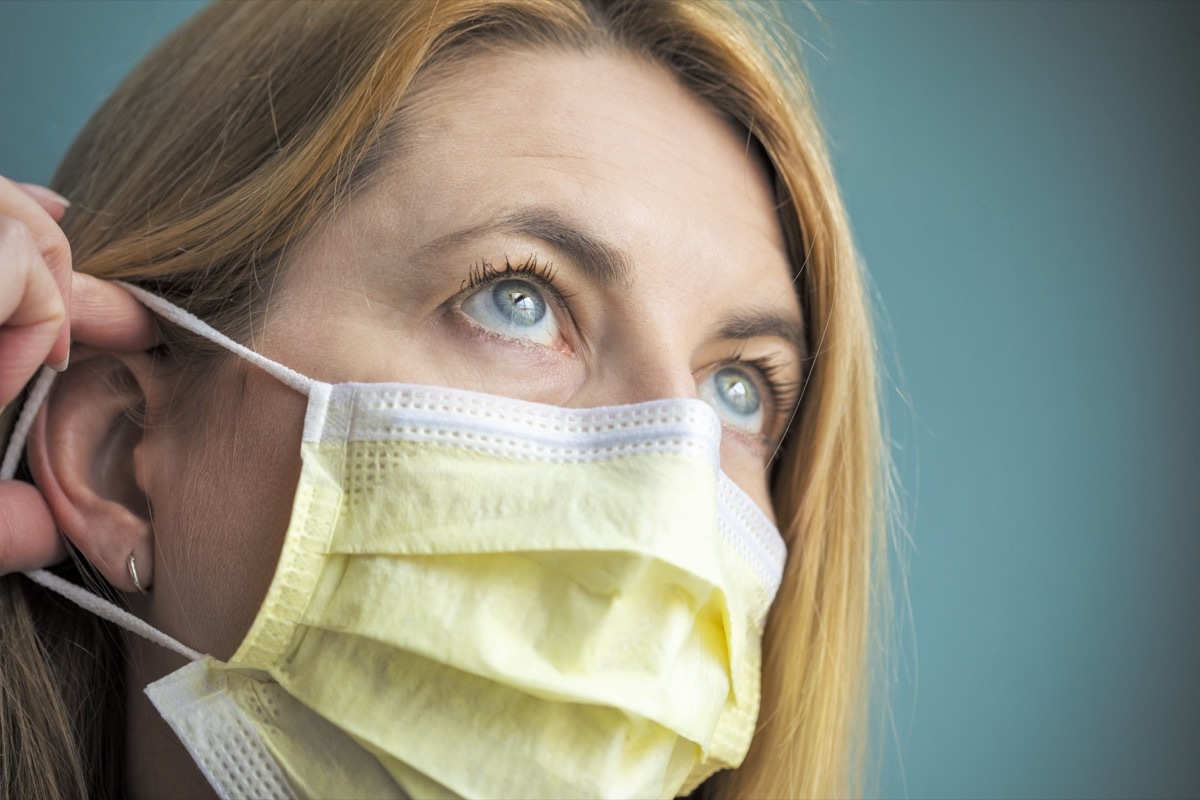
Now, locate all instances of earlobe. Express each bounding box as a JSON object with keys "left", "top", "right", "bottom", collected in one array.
[{"left": 27, "top": 351, "right": 156, "bottom": 593}]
